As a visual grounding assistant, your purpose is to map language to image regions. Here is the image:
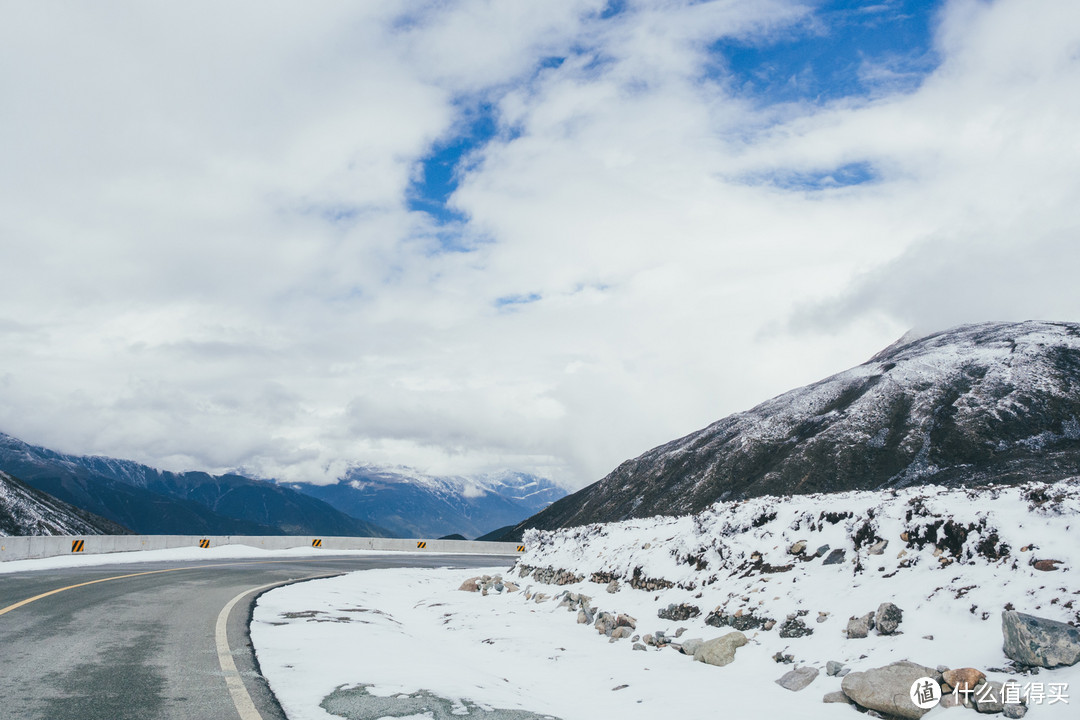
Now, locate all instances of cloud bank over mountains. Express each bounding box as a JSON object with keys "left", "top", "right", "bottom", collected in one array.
[{"left": 1, "top": 0, "right": 1078, "bottom": 488}]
